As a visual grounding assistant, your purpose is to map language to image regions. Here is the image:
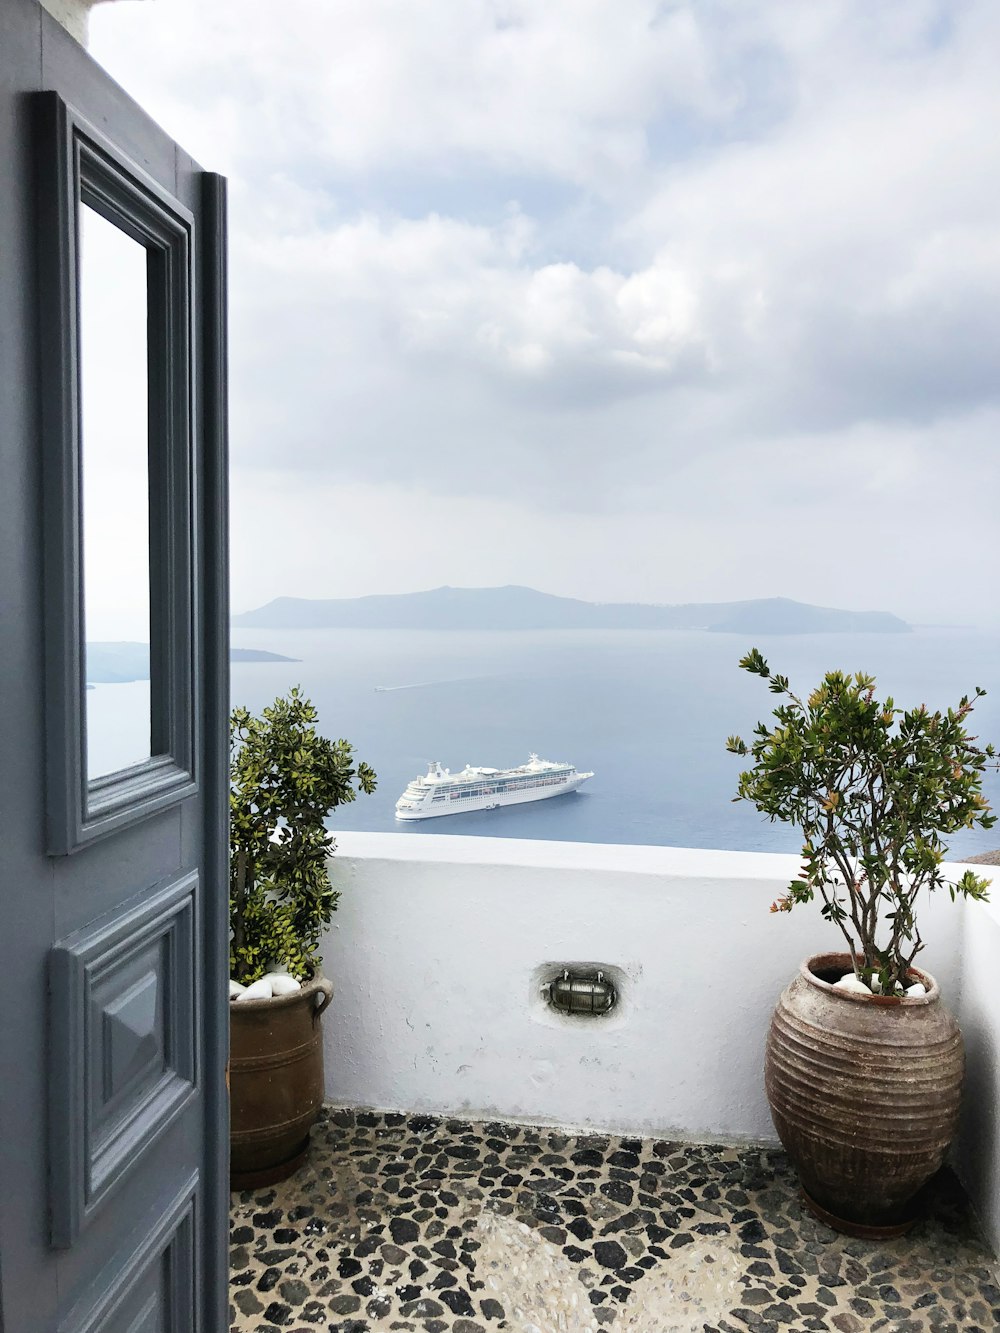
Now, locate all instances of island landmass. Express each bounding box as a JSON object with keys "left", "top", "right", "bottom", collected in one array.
[
  {"left": 232, "top": 586, "right": 911, "bottom": 636},
  {"left": 86, "top": 643, "right": 299, "bottom": 685}
]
